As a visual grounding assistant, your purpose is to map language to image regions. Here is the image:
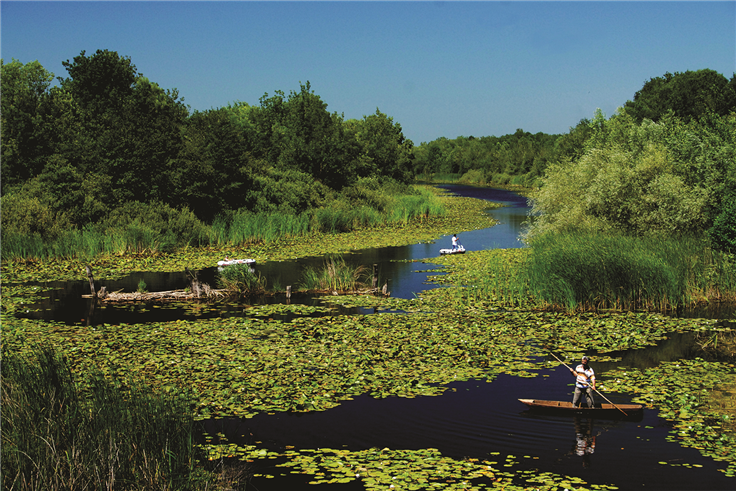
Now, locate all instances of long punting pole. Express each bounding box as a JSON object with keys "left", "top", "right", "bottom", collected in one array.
[{"left": 549, "top": 351, "right": 628, "bottom": 416}]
